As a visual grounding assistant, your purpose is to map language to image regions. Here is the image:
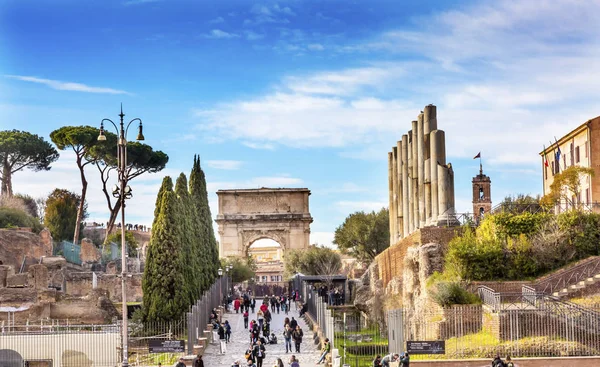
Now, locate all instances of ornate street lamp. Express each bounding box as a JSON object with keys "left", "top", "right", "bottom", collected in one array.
[{"left": 98, "top": 105, "right": 144, "bottom": 367}]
